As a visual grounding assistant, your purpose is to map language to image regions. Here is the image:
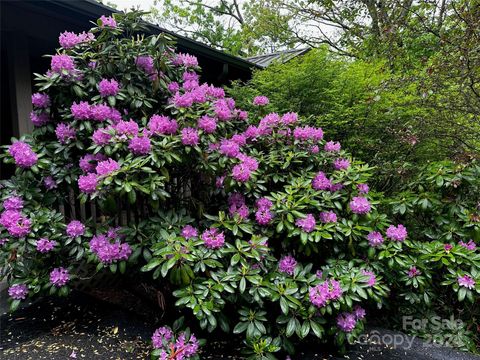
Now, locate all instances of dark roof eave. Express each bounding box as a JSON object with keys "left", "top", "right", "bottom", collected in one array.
[{"left": 48, "top": 0, "right": 259, "bottom": 71}]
